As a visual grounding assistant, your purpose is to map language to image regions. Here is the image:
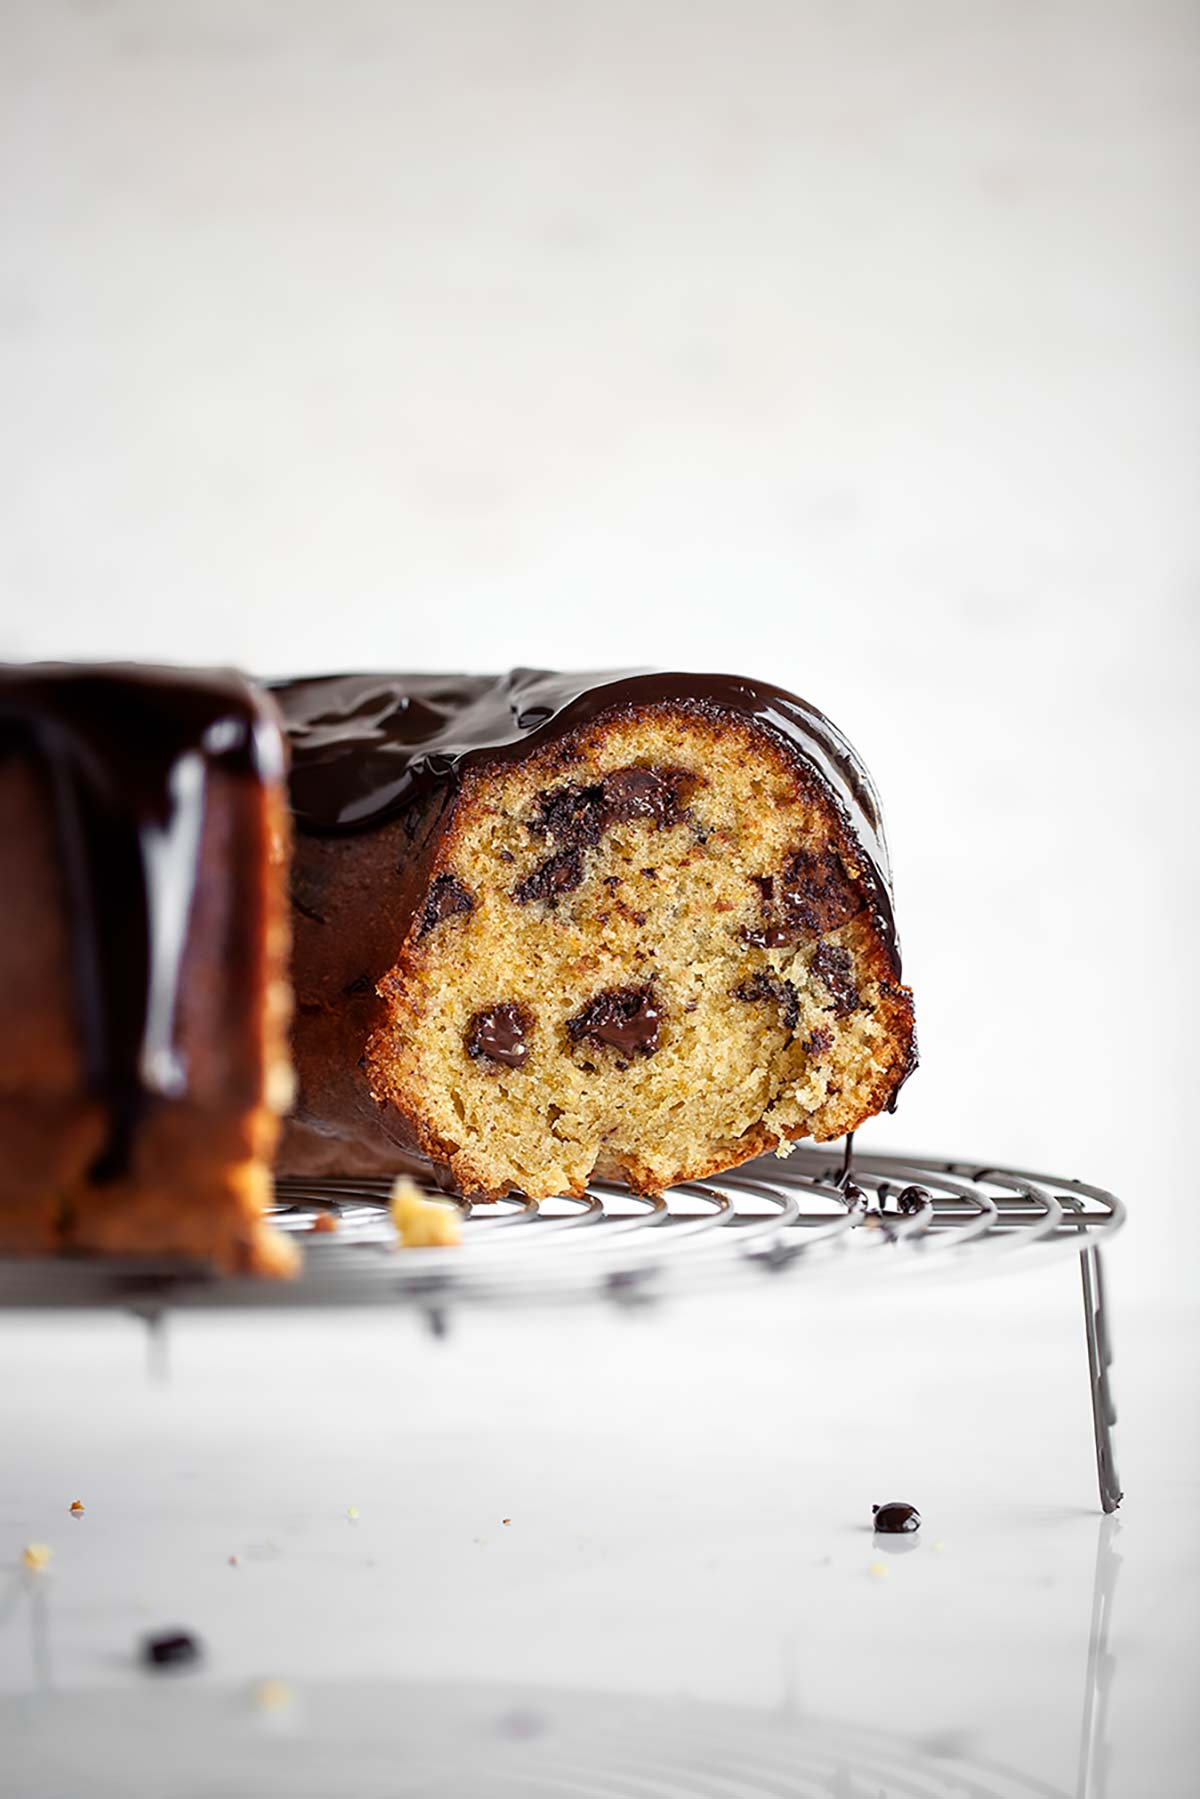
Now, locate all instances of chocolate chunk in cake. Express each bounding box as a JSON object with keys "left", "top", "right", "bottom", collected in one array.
[
  {"left": 810, "top": 942, "right": 862, "bottom": 1016},
  {"left": 418, "top": 873, "right": 474, "bottom": 936},
  {"left": 514, "top": 849, "right": 585, "bottom": 905},
  {"left": 734, "top": 969, "right": 800, "bottom": 1034},
  {"left": 567, "top": 985, "right": 662, "bottom": 1058},
  {"left": 466, "top": 1003, "right": 533, "bottom": 1070}
]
